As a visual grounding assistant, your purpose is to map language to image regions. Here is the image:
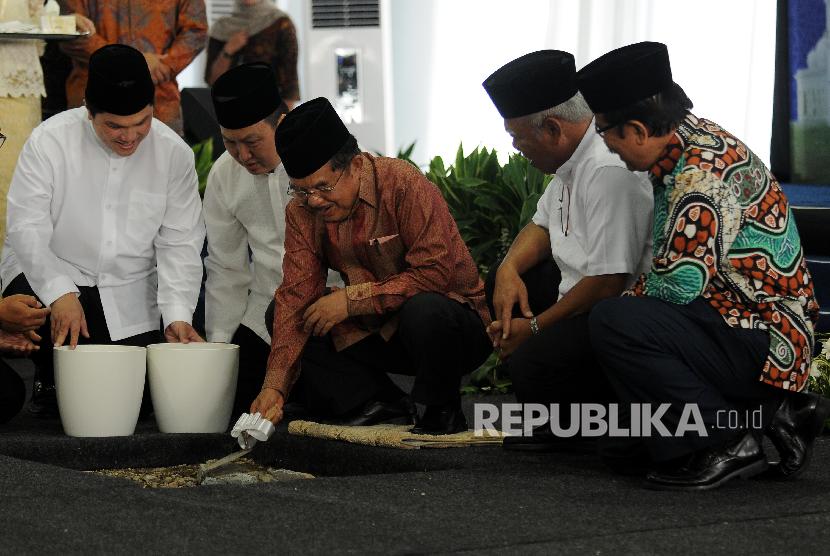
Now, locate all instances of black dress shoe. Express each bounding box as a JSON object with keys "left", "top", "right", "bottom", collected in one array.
[
  {"left": 764, "top": 392, "right": 830, "bottom": 479},
  {"left": 645, "top": 432, "right": 768, "bottom": 491},
  {"left": 29, "top": 379, "right": 59, "bottom": 418},
  {"left": 328, "top": 397, "right": 415, "bottom": 427},
  {"left": 411, "top": 405, "right": 467, "bottom": 435}
]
